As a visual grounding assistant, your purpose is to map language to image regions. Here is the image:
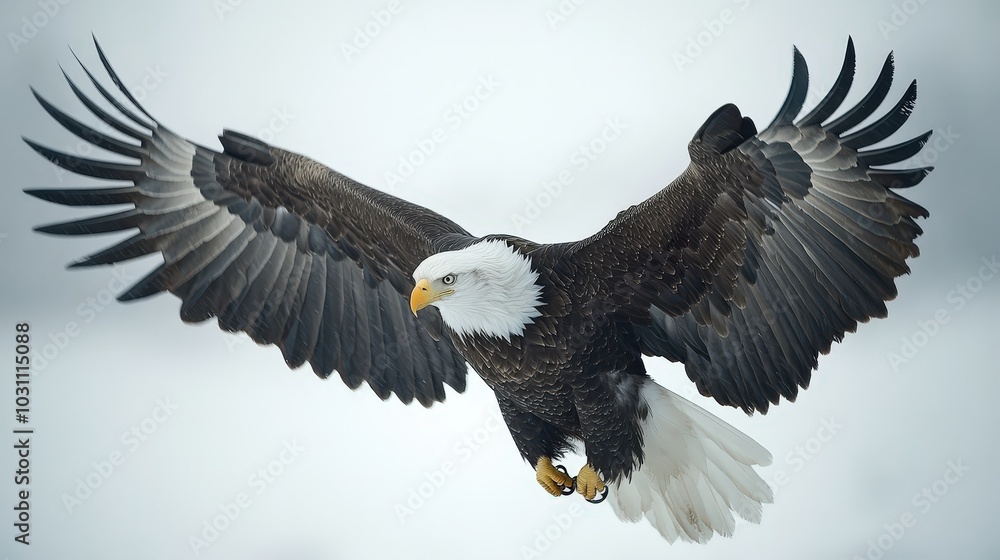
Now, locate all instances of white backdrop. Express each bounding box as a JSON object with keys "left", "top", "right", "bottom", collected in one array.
[{"left": 1, "top": 0, "right": 998, "bottom": 558}]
